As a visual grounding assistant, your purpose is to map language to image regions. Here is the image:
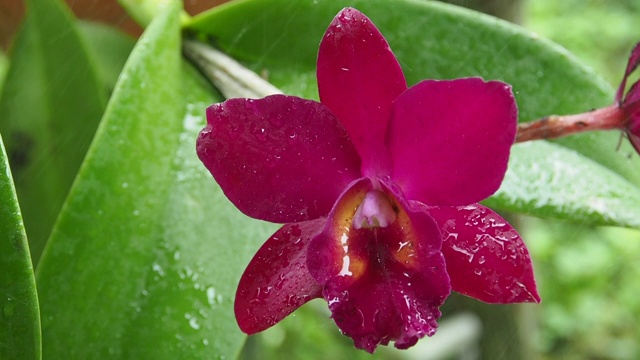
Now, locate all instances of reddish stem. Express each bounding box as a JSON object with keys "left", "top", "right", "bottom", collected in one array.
[{"left": 515, "top": 104, "right": 626, "bottom": 143}]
